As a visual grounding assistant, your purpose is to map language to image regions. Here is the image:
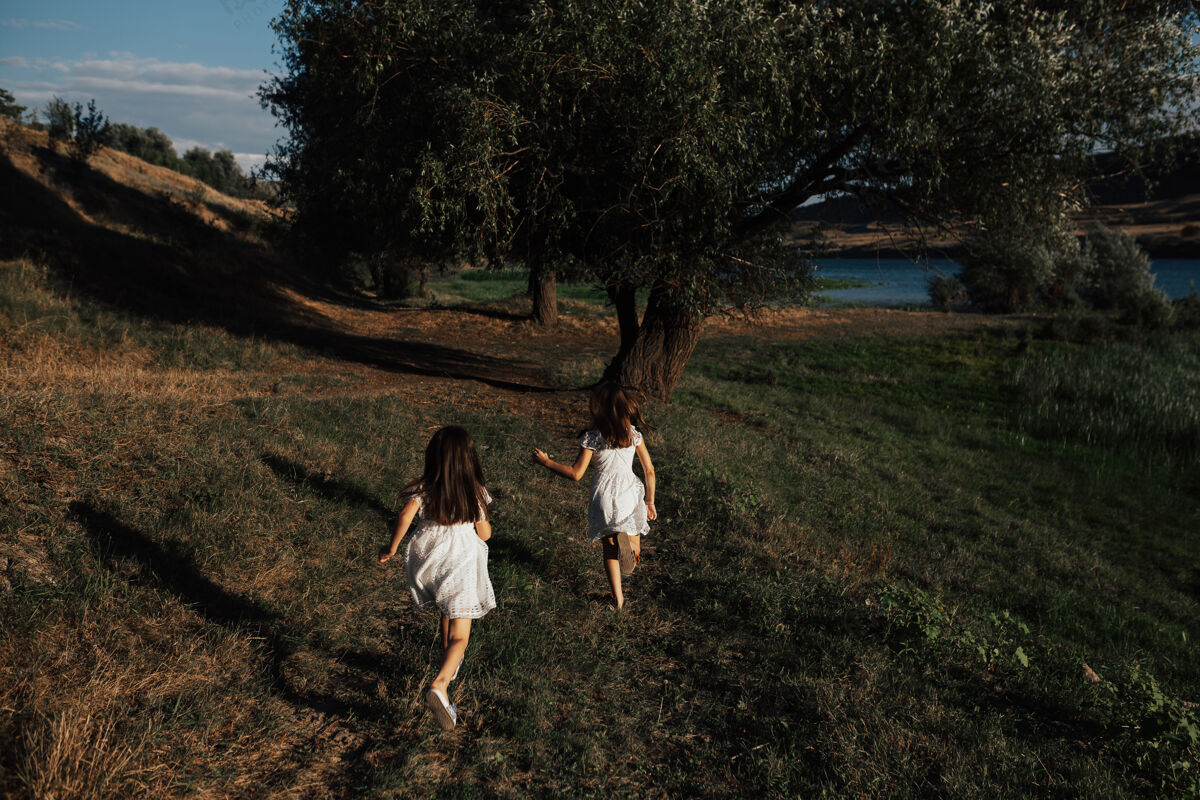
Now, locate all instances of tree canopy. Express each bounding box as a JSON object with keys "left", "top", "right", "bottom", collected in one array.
[{"left": 263, "top": 0, "right": 1199, "bottom": 399}]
